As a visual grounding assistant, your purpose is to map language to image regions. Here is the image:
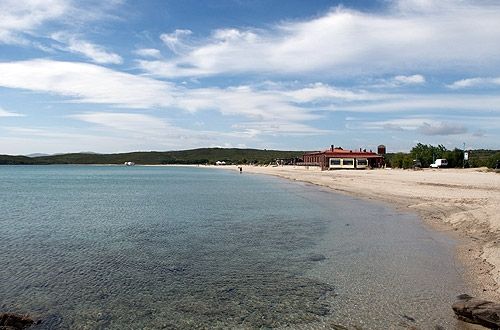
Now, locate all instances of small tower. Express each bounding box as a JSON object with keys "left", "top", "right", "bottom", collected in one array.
[{"left": 377, "top": 145, "right": 386, "bottom": 155}]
